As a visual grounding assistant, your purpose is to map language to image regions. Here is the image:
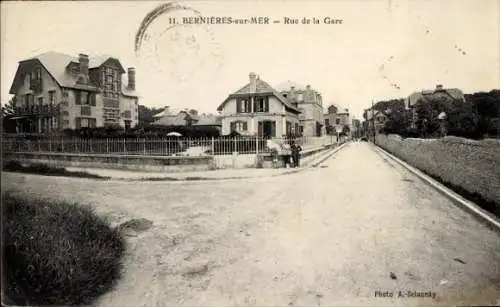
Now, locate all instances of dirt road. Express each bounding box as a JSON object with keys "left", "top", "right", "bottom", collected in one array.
[{"left": 3, "top": 142, "right": 499, "bottom": 306}]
